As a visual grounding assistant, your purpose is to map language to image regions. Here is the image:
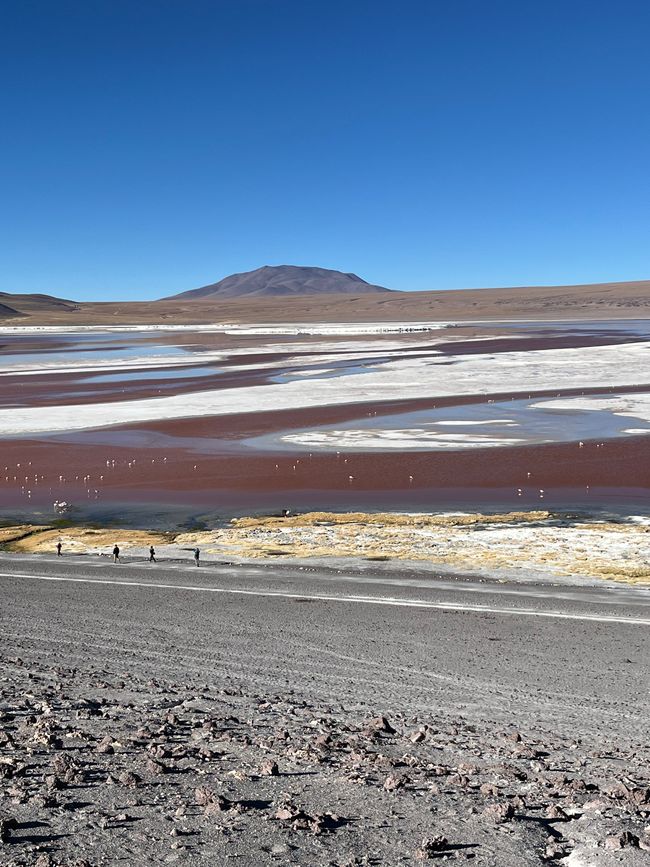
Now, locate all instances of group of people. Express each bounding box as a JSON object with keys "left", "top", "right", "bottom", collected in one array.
[
  {"left": 116, "top": 544, "right": 201, "bottom": 565},
  {"left": 56, "top": 541, "right": 201, "bottom": 566}
]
